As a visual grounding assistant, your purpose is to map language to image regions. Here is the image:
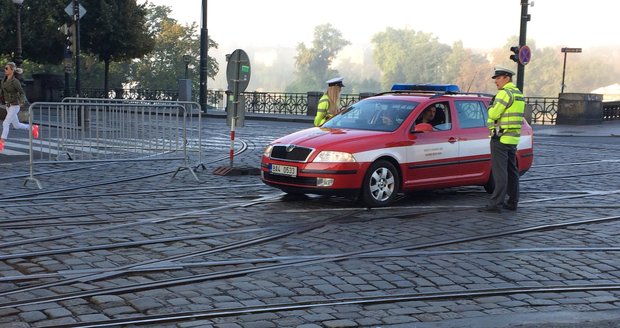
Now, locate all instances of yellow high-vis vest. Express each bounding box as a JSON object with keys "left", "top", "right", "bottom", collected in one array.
[
  {"left": 487, "top": 82, "right": 525, "bottom": 145},
  {"left": 314, "top": 94, "right": 331, "bottom": 127}
]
